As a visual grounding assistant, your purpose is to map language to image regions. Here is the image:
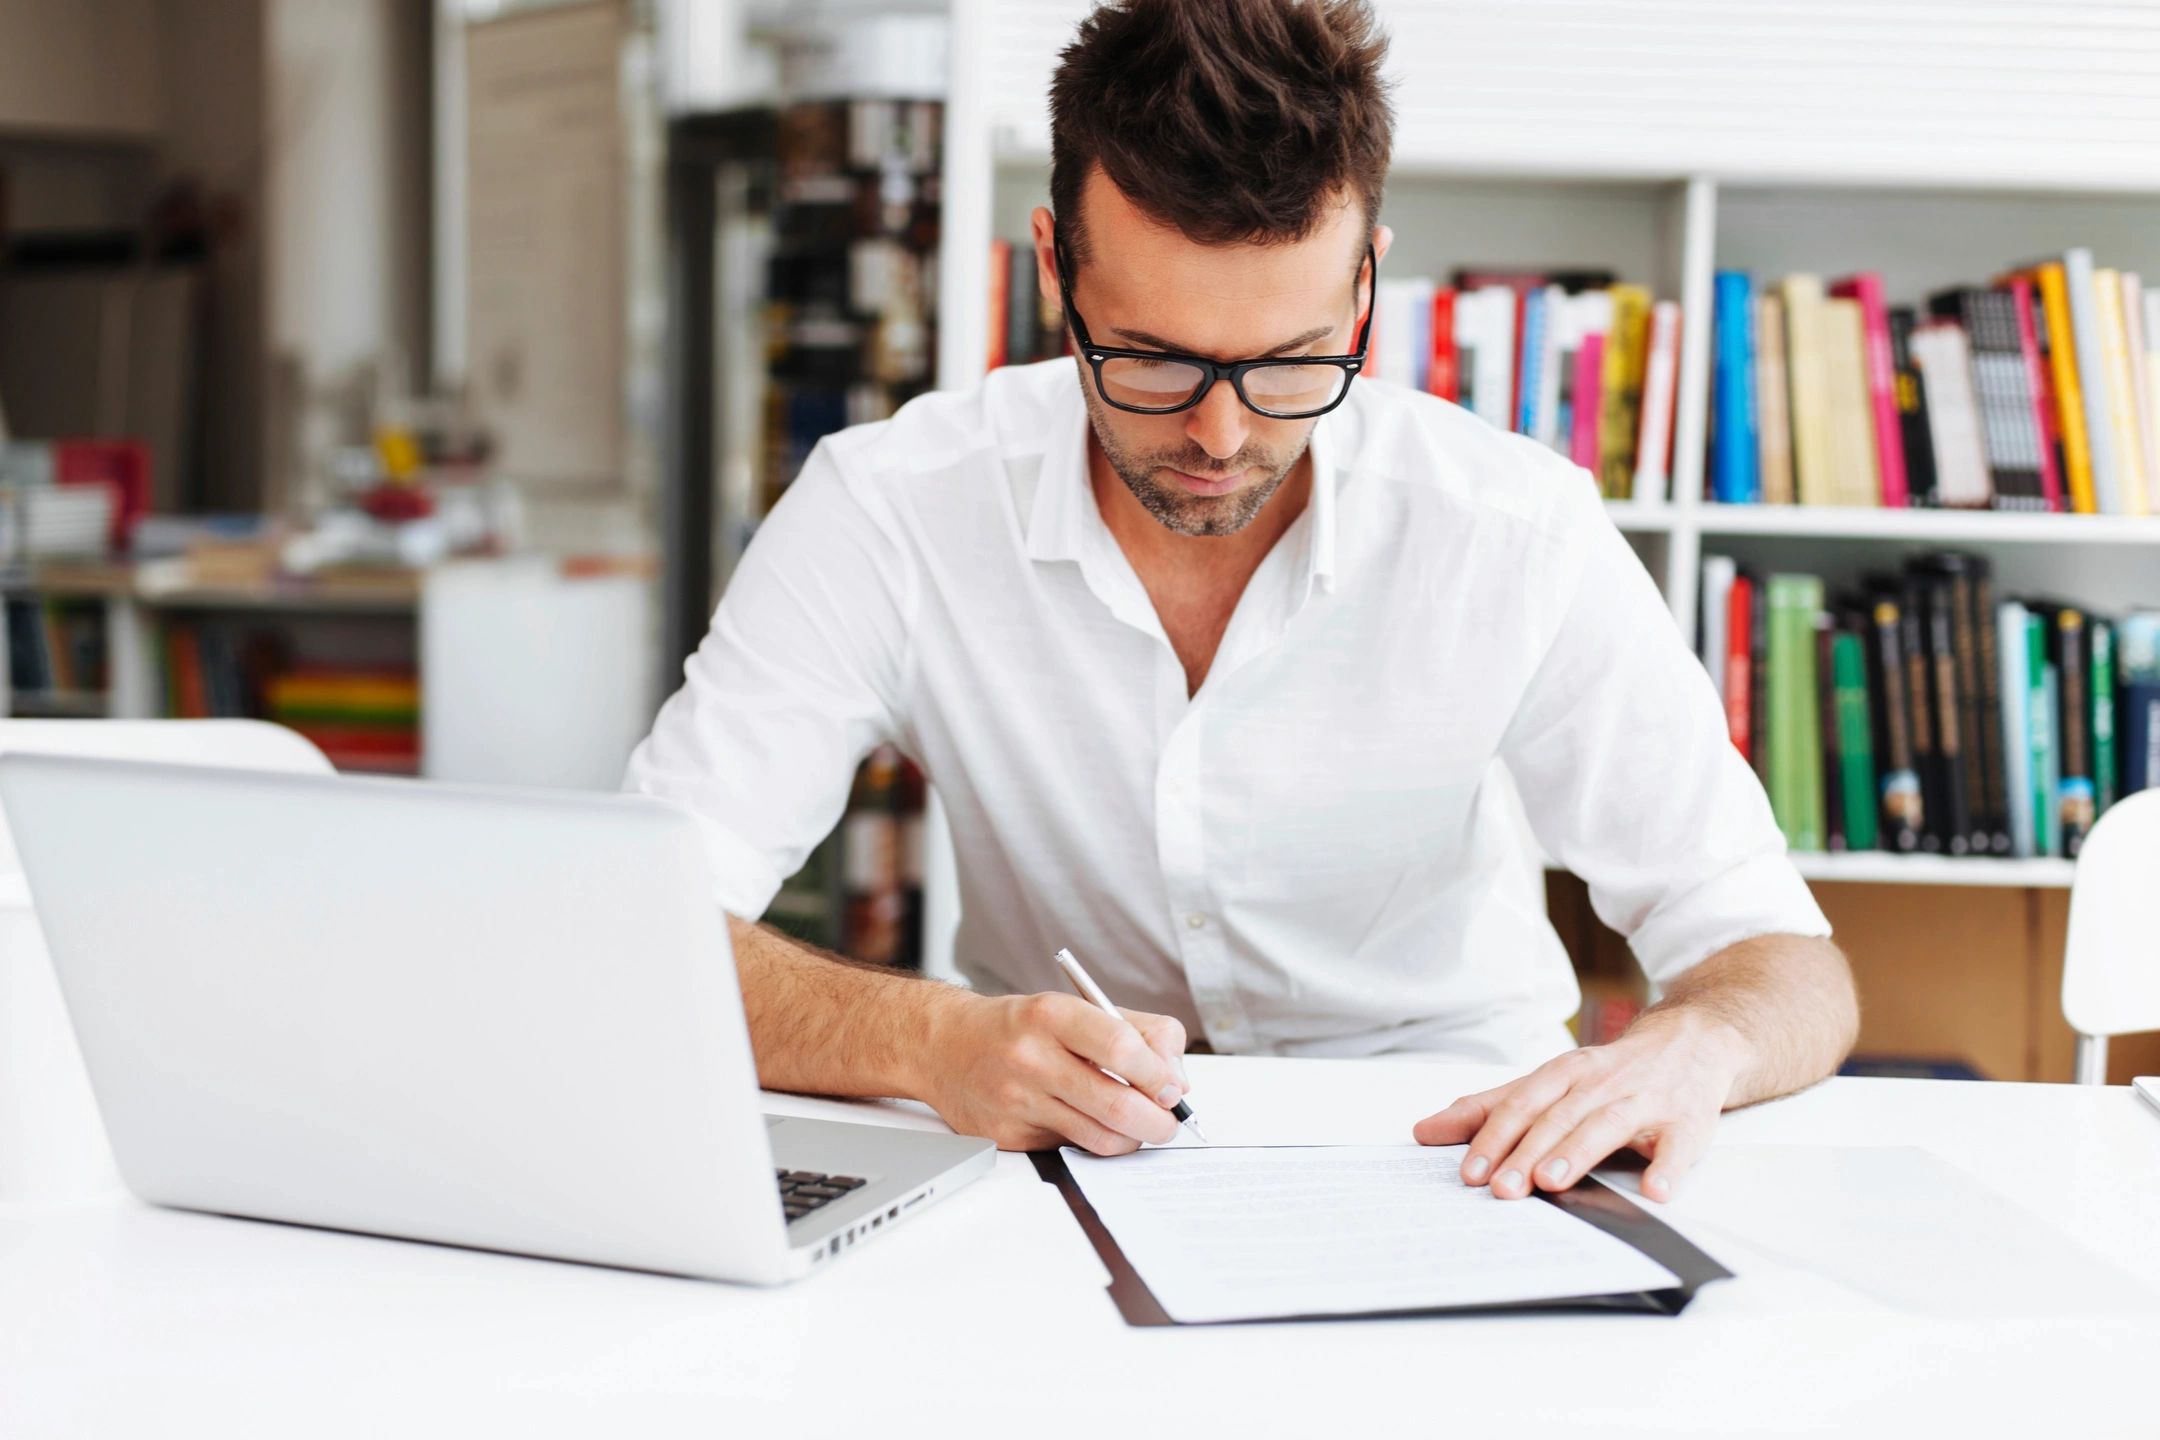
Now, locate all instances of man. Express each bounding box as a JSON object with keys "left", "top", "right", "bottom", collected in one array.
[{"left": 626, "top": 0, "right": 1857, "bottom": 1202}]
